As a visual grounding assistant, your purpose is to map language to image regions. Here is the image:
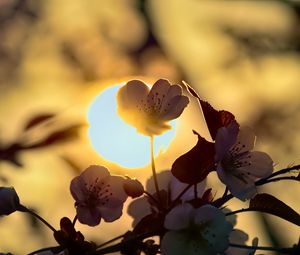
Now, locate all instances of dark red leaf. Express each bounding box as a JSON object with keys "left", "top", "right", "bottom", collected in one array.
[
  {"left": 171, "top": 131, "right": 215, "bottom": 184},
  {"left": 23, "top": 113, "right": 55, "bottom": 131},
  {"left": 182, "top": 81, "right": 235, "bottom": 140},
  {"left": 199, "top": 100, "right": 235, "bottom": 140},
  {"left": 250, "top": 193, "right": 300, "bottom": 226}
]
